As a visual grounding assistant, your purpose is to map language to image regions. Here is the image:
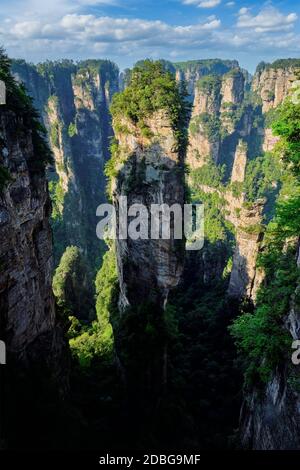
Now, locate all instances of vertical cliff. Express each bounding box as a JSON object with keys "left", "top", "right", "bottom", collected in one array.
[
  {"left": 253, "top": 60, "right": 300, "bottom": 152},
  {"left": 186, "top": 68, "right": 246, "bottom": 169},
  {"left": 174, "top": 59, "right": 239, "bottom": 100},
  {"left": 239, "top": 243, "right": 300, "bottom": 450},
  {"left": 183, "top": 62, "right": 265, "bottom": 299},
  {"left": 232, "top": 78, "right": 300, "bottom": 450},
  {"left": 230, "top": 60, "right": 300, "bottom": 300},
  {"left": 227, "top": 200, "right": 265, "bottom": 299},
  {"left": 185, "top": 59, "right": 300, "bottom": 303},
  {"left": 110, "top": 62, "right": 188, "bottom": 312},
  {"left": 12, "top": 59, "right": 119, "bottom": 273},
  {"left": 253, "top": 60, "right": 299, "bottom": 113},
  {"left": 0, "top": 50, "right": 68, "bottom": 447},
  {"left": 111, "top": 110, "right": 185, "bottom": 310},
  {"left": 106, "top": 61, "right": 189, "bottom": 419}
]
